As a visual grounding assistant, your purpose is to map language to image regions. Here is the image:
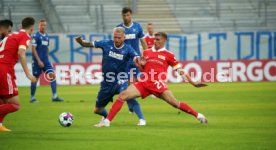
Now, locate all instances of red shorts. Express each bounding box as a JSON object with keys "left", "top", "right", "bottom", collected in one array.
[
  {"left": 134, "top": 80, "right": 168, "bottom": 99},
  {"left": 0, "top": 65, "right": 18, "bottom": 99}
]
